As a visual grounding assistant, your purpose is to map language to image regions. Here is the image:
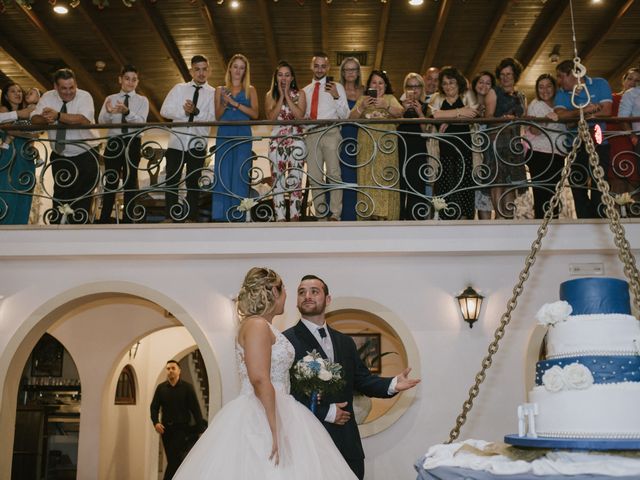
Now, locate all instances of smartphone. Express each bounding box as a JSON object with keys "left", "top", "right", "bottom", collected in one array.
[
  {"left": 366, "top": 88, "right": 377, "bottom": 98},
  {"left": 325, "top": 76, "right": 334, "bottom": 83}
]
